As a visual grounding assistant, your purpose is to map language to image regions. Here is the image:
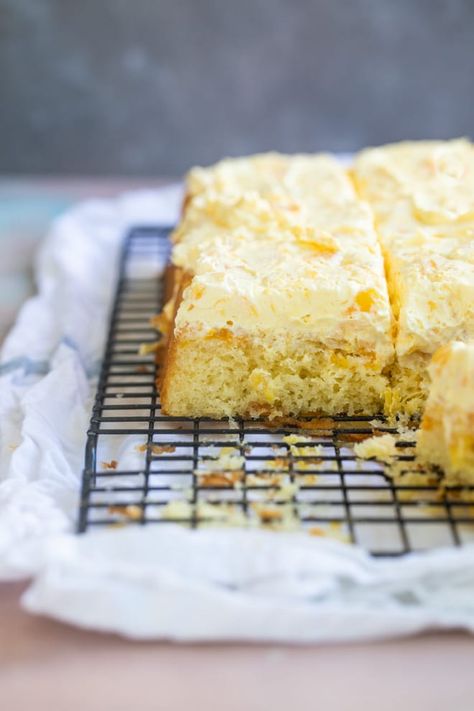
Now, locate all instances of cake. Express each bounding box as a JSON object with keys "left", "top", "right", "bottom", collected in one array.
[
  {"left": 159, "top": 154, "right": 394, "bottom": 419},
  {"left": 353, "top": 433, "right": 398, "bottom": 463},
  {"left": 353, "top": 139, "right": 474, "bottom": 416},
  {"left": 157, "top": 140, "right": 474, "bottom": 421},
  {"left": 417, "top": 341, "right": 474, "bottom": 485}
]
